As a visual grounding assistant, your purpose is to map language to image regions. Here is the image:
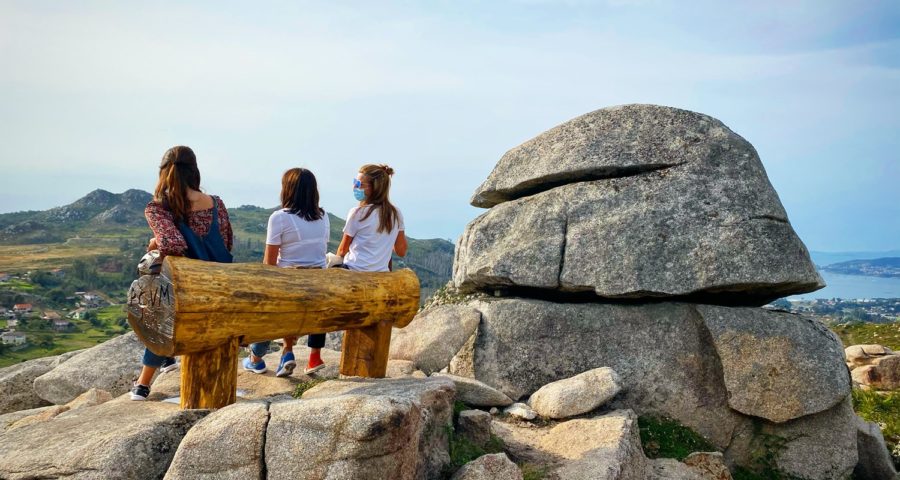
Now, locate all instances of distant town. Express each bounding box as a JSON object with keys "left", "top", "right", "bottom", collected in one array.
[{"left": 771, "top": 297, "right": 900, "bottom": 324}]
